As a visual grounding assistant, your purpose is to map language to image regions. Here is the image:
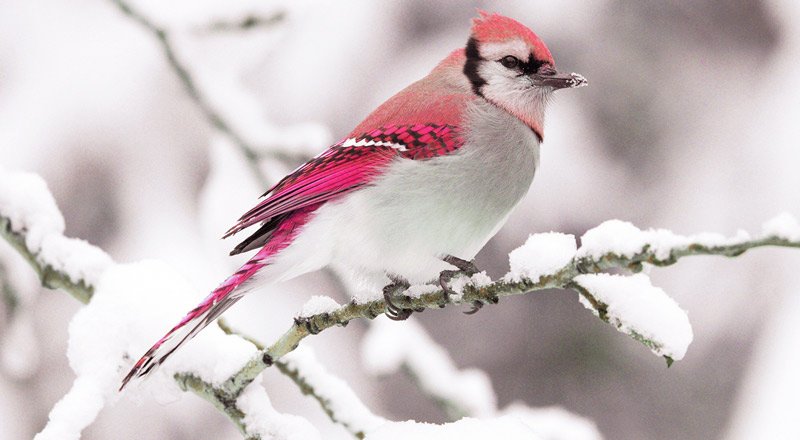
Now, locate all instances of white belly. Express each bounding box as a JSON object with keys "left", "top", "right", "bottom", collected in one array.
[{"left": 256, "top": 101, "right": 540, "bottom": 293}]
